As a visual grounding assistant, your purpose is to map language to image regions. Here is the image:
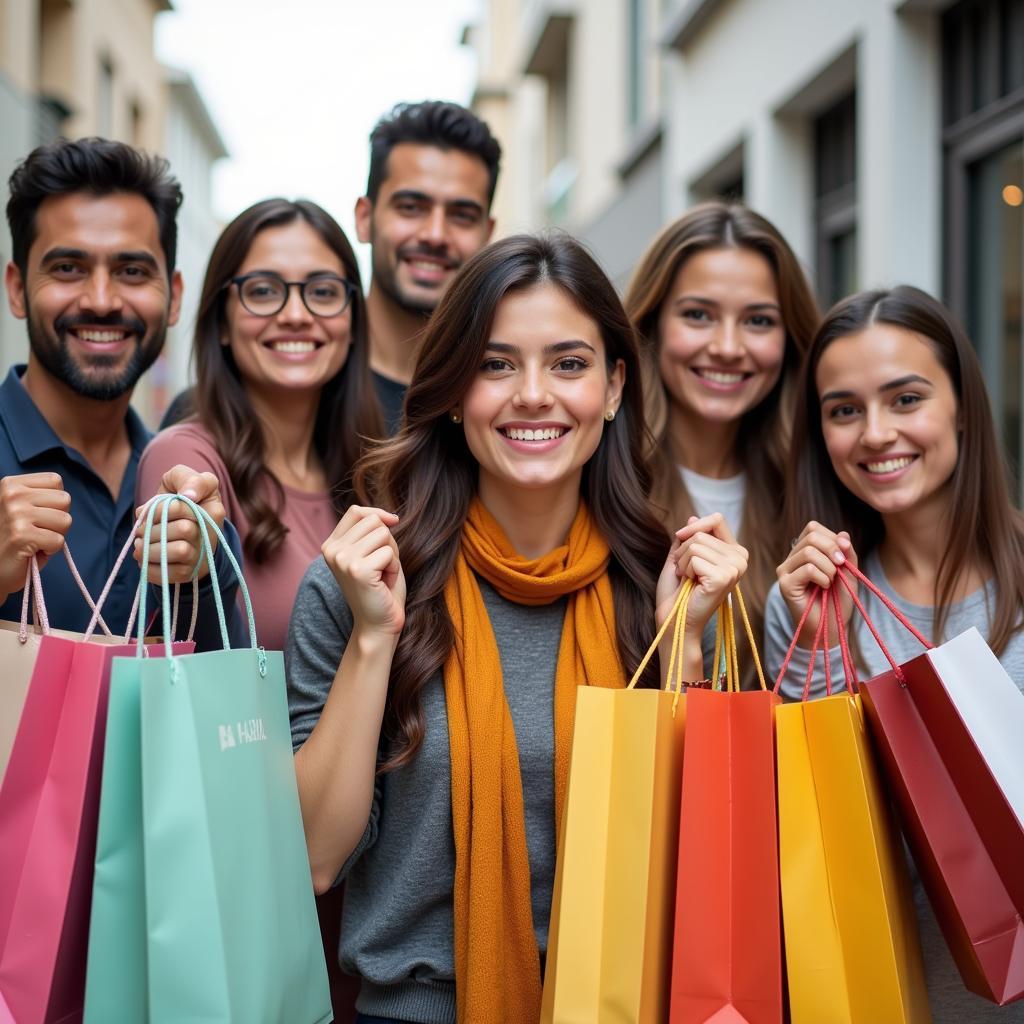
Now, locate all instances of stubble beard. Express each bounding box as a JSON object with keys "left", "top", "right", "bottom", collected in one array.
[
  {"left": 369, "top": 224, "right": 447, "bottom": 319},
  {"left": 26, "top": 300, "right": 166, "bottom": 401}
]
